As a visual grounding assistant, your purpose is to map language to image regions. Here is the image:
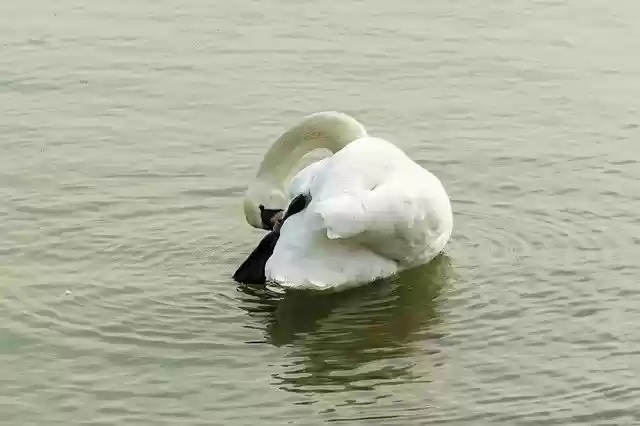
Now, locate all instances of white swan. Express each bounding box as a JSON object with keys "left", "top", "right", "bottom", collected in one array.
[{"left": 235, "top": 111, "right": 453, "bottom": 291}]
